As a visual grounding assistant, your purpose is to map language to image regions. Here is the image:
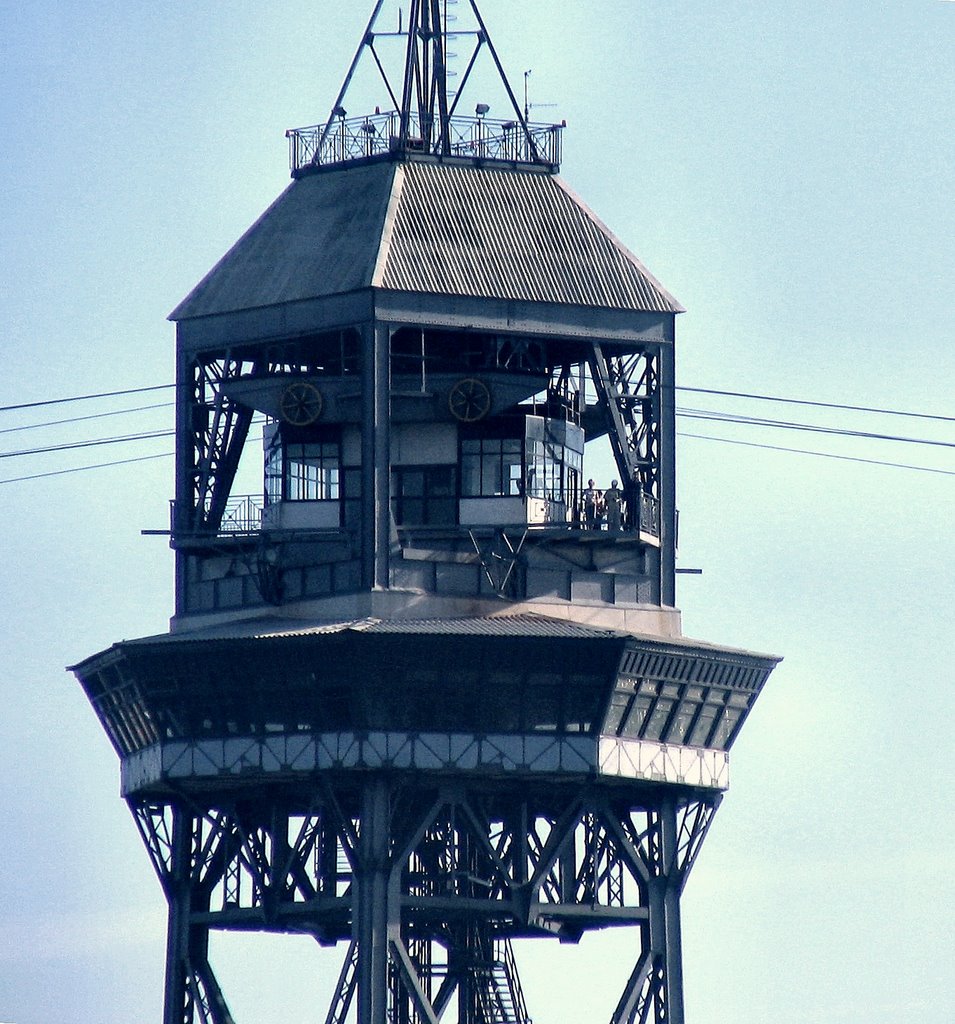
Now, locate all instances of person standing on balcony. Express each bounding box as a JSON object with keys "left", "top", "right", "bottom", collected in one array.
[
  {"left": 582, "top": 479, "right": 603, "bottom": 530},
  {"left": 626, "top": 469, "right": 643, "bottom": 531},
  {"left": 604, "top": 479, "right": 623, "bottom": 531}
]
